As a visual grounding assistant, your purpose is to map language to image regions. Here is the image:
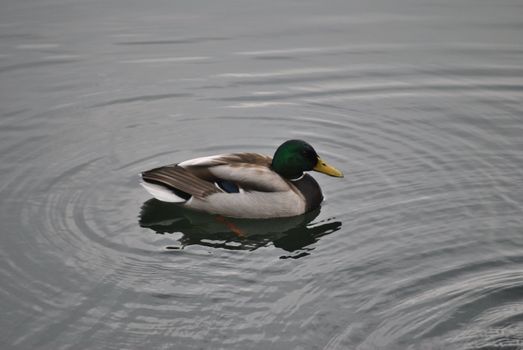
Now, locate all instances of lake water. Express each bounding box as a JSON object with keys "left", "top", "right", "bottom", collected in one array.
[{"left": 1, "top": 0, "right": 523, "bottom": 349}]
